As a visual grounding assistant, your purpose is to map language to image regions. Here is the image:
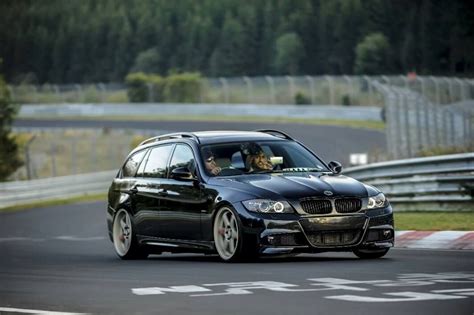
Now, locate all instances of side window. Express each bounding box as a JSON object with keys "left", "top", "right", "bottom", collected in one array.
[
  {"left": 142, "top": 145, "right": 173, "bottom": 178},
  {"left": 136, "top": 149, "right": 150, "bottom": 177},
  {"left": 122, "top": 150, "right": 147, "bottom": 178},
  {"left": 169, "top": 145, "right": 196, "bottom": 176}
]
